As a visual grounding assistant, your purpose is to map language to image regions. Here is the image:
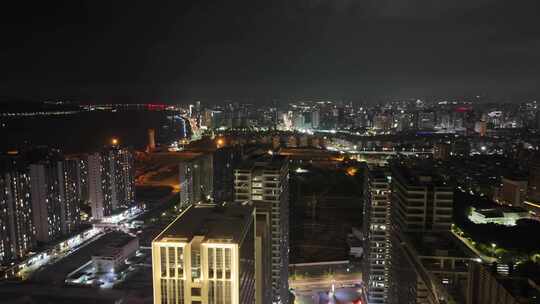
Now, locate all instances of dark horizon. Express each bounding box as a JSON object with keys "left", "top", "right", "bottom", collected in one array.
[{"left": 1, "top": 1, "right": 540, "bottom": 103}]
